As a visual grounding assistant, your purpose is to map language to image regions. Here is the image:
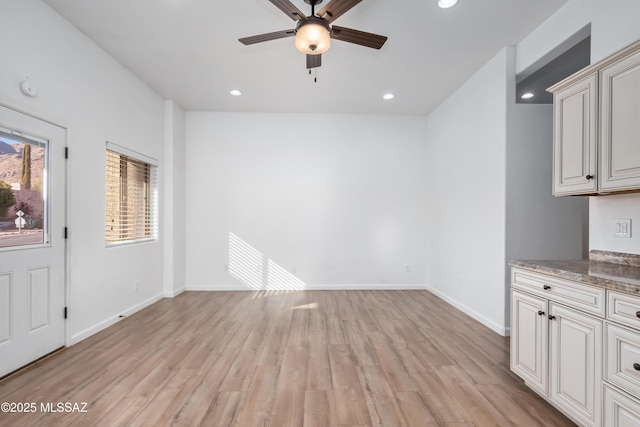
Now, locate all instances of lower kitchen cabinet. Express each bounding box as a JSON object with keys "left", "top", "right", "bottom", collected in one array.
[
  {"left": 511, "top": 267, "right": 604, "bottom": 426},
  {"left": 549, "top": 302, "right": 602, "bottom": 426},
  {"left": 511, "top": 290, "right": 548, "bottom": 395},
  {"left": 511, "top": 261, "right": 640, "bottom": 427},
  {"left": 604, "top": 385, "right": 640, "bottom": 427}
]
